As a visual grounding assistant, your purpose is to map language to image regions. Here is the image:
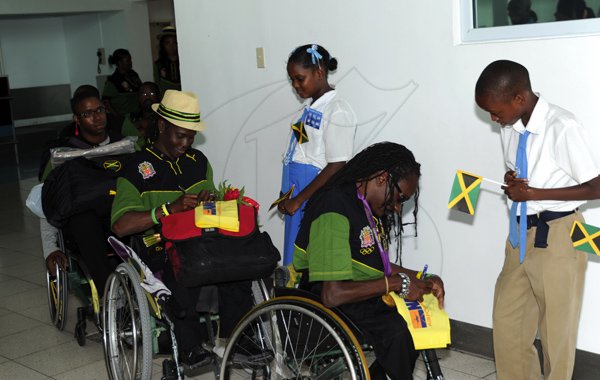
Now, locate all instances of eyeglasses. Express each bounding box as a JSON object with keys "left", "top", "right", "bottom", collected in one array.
[
  {"left": 393, "top": 183, "right": 410, "bottom": 205},
  {"left": 77, "top": 106, "right": 106, "bottom": 118}
]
